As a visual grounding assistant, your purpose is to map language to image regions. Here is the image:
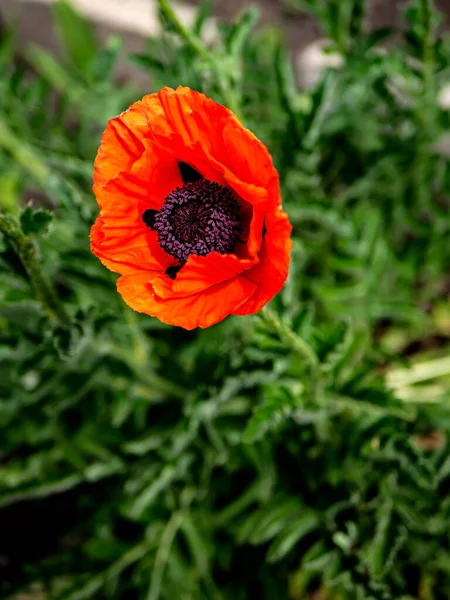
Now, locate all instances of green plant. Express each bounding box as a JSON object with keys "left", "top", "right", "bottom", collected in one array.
[{"left": 1, "top": 0, "right": 450, "bottom": 598}]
